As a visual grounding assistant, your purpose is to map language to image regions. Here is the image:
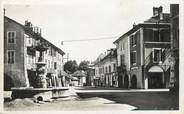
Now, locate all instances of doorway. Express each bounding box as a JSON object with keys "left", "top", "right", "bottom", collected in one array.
[
  {"left": 148, "top": 72, "right": 163, "bottom": 88},
  {"left": 124, "top": 74, "right": 129, "bottom": 88},
  {"left": 131, "top": 75, "right": 137, "bottom": 89}
]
